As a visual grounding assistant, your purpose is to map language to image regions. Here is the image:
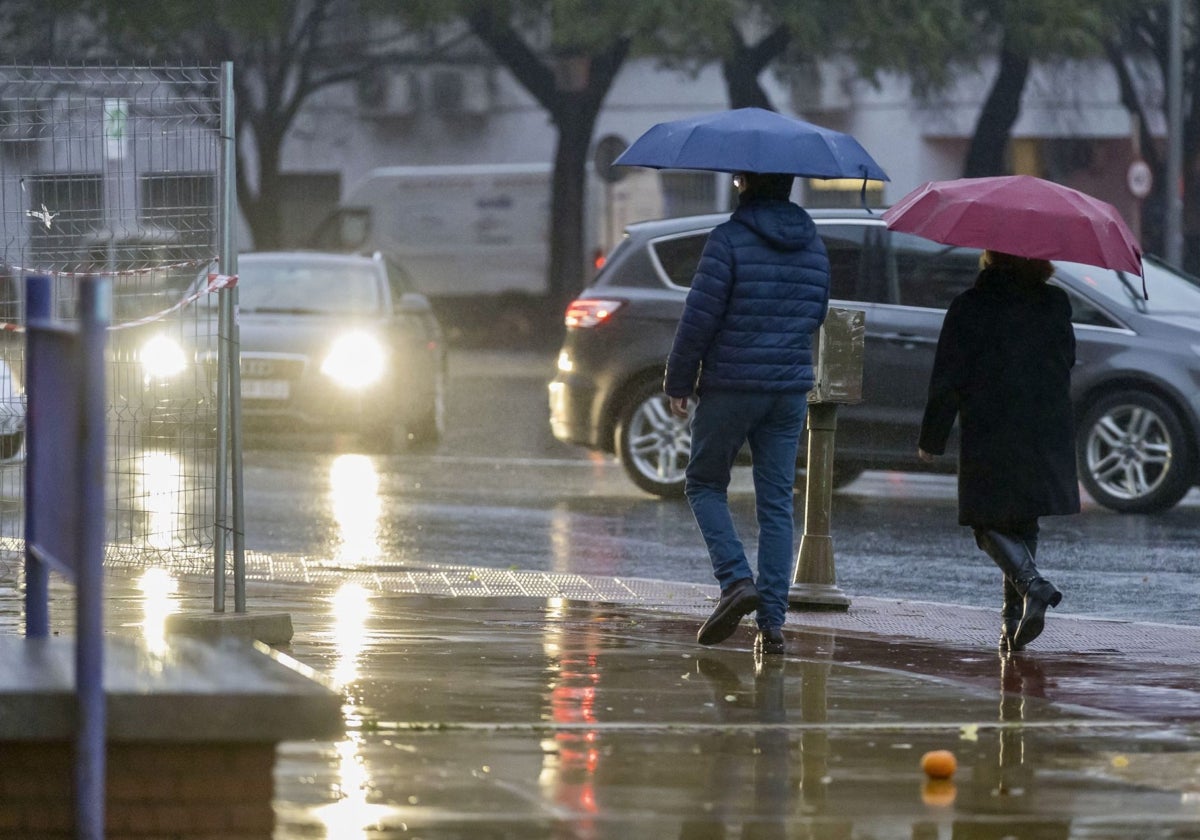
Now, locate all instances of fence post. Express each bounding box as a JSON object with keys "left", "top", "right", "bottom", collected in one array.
[
  {"left": 22, "top": 276, "right": 51, "bottom": 639},
  {"left": 76, "top": 276, "right": 110, "bottom": 840},
  {"left": 221, "top": 61, "right": 248, "bottom": 613},
  {"left": 214, "top": 60, "right": 245, "bottom": 612},
  {"left": 24, "top": 272, "right": 111, "bottom": 839}
]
